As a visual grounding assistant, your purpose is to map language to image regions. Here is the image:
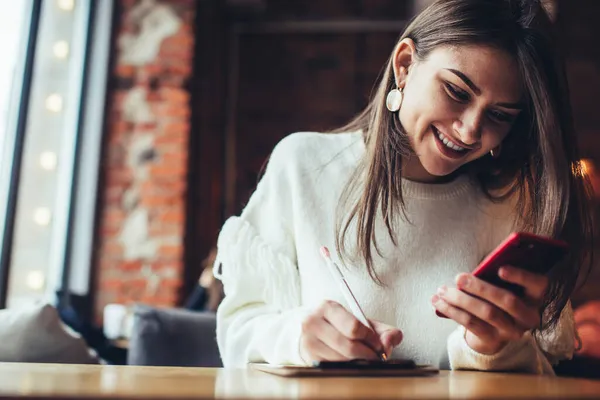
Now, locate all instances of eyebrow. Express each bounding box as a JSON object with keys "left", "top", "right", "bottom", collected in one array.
[
  {"left": 495, "top": 101, "right": 523, "bottom": 110},
  {"left": 445, "top": 68, "right": 523, "bottom": 110},
  {"left": 446, "top": 69, "right": 481, "bottom": 95}
]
